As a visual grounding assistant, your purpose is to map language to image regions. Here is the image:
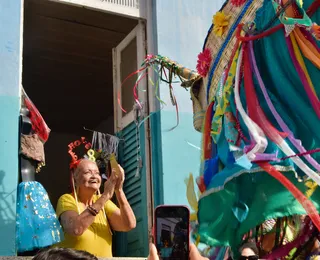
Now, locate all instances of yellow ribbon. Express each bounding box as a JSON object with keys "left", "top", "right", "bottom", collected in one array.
[
  {"left": 290, "top": 33, "right": 318, "bottom": 97},
  {"left": 305, "top": 180, "right": 318, "bottom": 198},
  {"left": 185, "top": 173, "right": 198, "bottom": 221},
  {"left": 211, "top": 46, "right": 241, "bottom": 141}
]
